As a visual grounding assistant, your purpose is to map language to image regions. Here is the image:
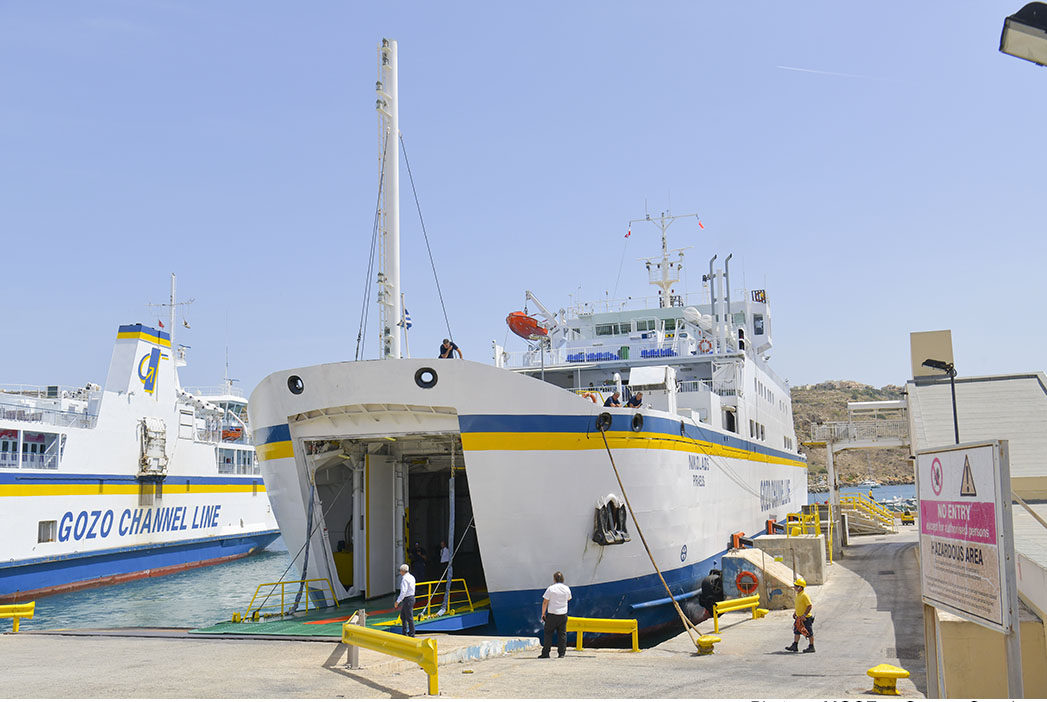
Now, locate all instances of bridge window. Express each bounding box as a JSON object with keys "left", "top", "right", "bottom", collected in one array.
[
  {"left": 596, "top": 322, "right": 628, "bottom": 336},
  {"left": 753, "top": 314, "right": 765, "bottom": 335},
  {"left": 635, "top": 319, "right": 656, "bottom": 332}
]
